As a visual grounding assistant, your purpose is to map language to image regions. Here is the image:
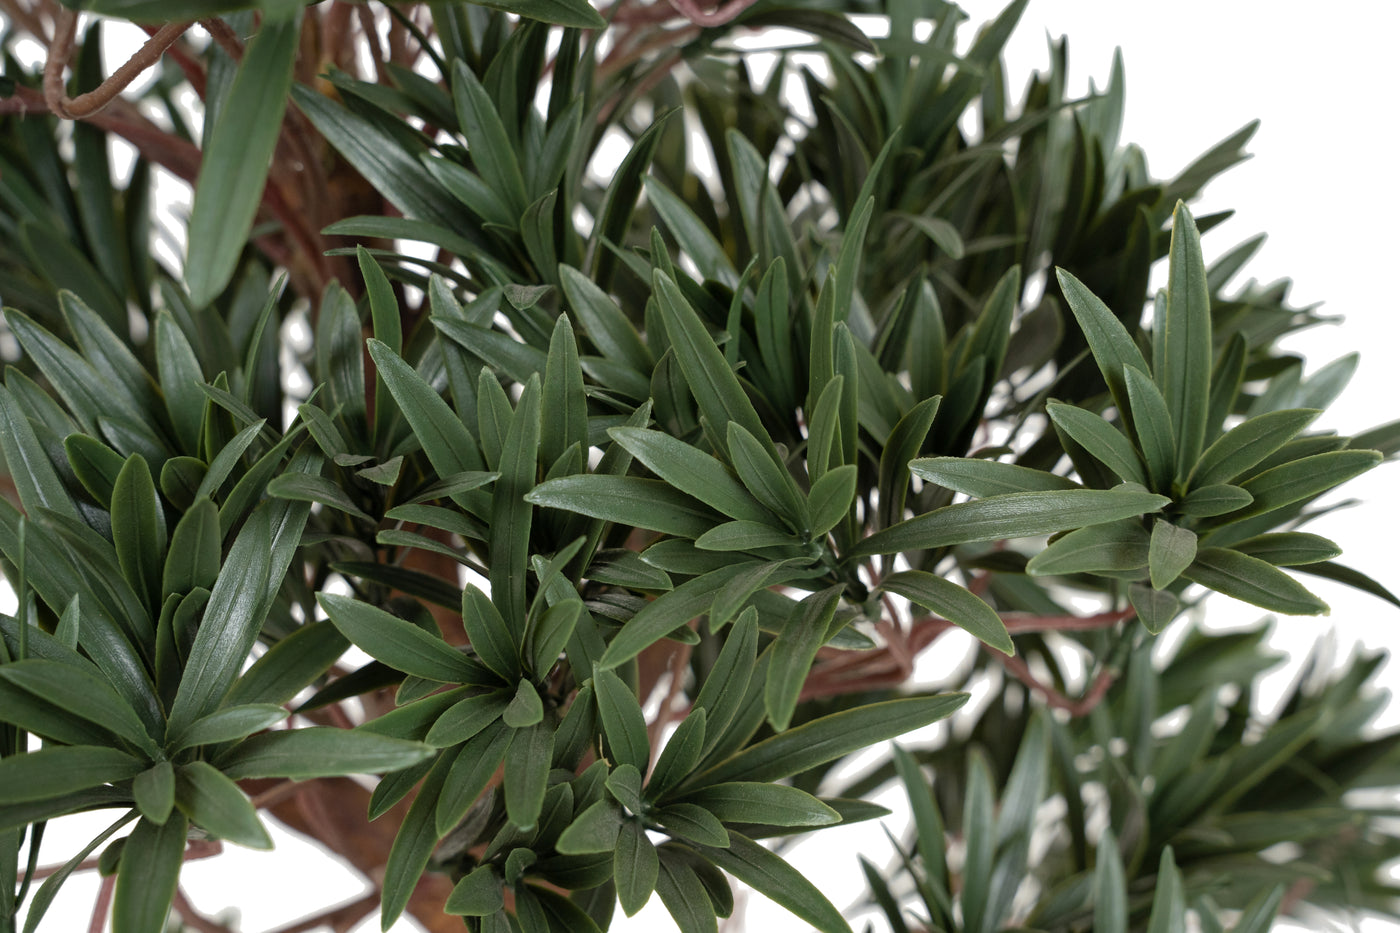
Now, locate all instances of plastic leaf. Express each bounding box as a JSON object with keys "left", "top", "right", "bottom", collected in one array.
[{"left": 882, "top": 570, "right": 1012, "bottom": 654}]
